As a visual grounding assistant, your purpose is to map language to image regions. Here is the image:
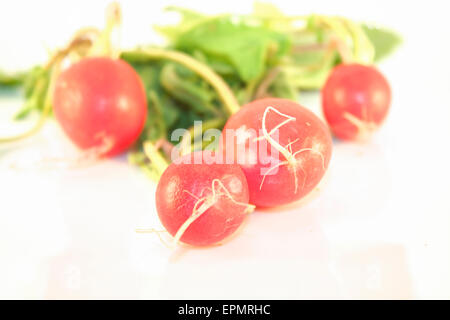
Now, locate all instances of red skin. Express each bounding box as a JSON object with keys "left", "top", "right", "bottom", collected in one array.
[
  {"left": 53, "top": 57, "right": 147, "bottom": 156},
  {"left": 322, "top": 64, "right": 391, "bottom": 141},
  {"left": 221, "top": 98, "right": 332, "bottom": 208},
  {"left": 156, "top": 152, "right": 250, "bottom": 246}
]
